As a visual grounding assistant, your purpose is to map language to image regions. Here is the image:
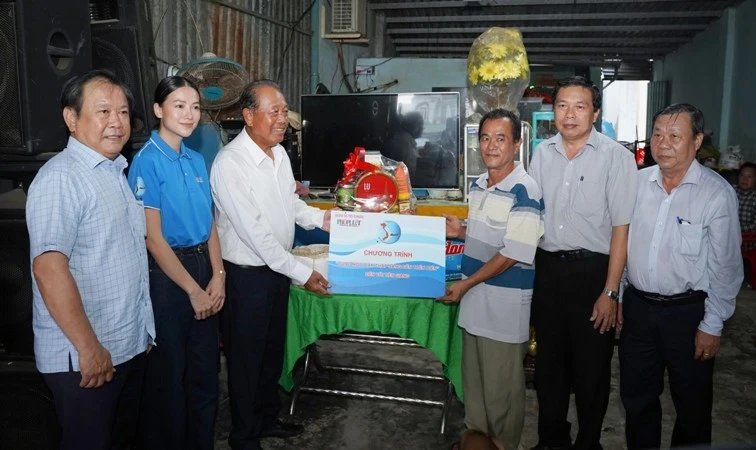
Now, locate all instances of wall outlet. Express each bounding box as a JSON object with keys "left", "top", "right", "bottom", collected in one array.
[{"left": 356, "top": 65, "right": 375, "bottom": 75}]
